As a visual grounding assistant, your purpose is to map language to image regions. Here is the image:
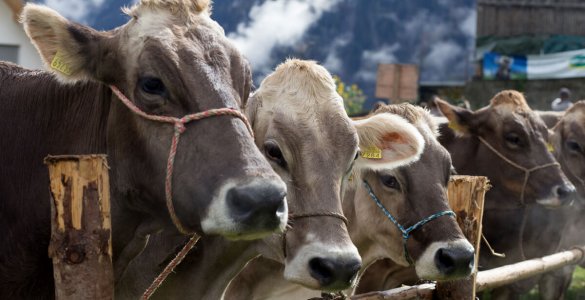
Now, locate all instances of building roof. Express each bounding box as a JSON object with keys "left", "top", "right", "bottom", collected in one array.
[{"left": 4, "top": 0, "right": 23, "bottom": 22}]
